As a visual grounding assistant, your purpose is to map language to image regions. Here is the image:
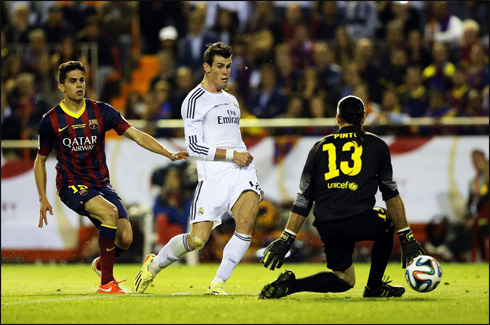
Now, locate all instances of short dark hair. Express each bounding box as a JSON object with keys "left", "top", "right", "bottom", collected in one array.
[
  {"left": 203, "top": 42, "right": 233, "bottom": 66},
  {"left": 58, "top": 61, "right": 85, "bottom": 84}
]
